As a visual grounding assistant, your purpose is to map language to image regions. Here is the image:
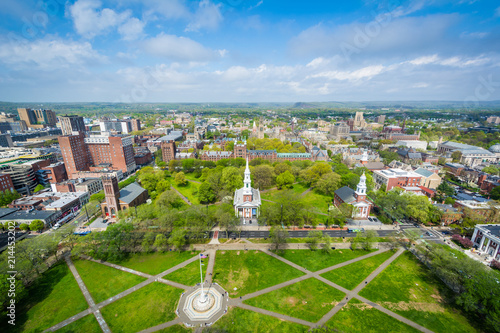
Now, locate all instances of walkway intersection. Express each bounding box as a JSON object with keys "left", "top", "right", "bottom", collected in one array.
[{"left": 44, "top": 244, "right": 434, "bottom": 333}]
